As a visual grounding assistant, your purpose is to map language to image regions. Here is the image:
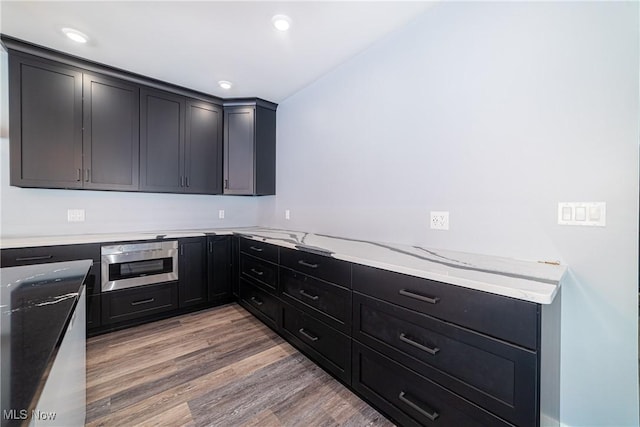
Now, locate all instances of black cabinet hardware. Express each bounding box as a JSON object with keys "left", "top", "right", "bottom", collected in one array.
[
  {"left": 398, "top": 391, "right": 439, "bottom": 421},
  {"left": 399, "top": 332, "right": 440, "bottom": 355},
  {"left": 249, "top": 246, "right": 263, "bottom": 252},
  {"left": 131, "top": 298, "right": 154, "bottom": 306},
  {"left": 399, "top": 289, "right": 440, "bottom": 304},
  {"left": 299, "top": 289, "right": 319, "bottom": 301},
  {"left": 298, "top": 260, "right": 318, "bottom": 269},
  {"left": 298, "top": 328, "right": 319, "bottom": 342}
]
